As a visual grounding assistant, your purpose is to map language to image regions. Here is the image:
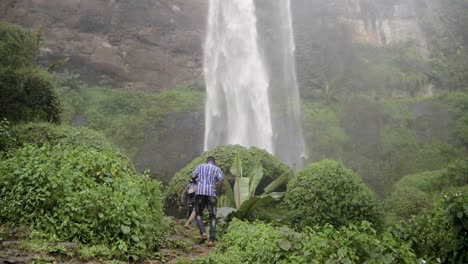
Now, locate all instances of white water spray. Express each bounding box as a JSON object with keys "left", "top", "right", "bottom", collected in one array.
[{"left": 204, "top": 0, "right": 306, "bottom": 168}]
